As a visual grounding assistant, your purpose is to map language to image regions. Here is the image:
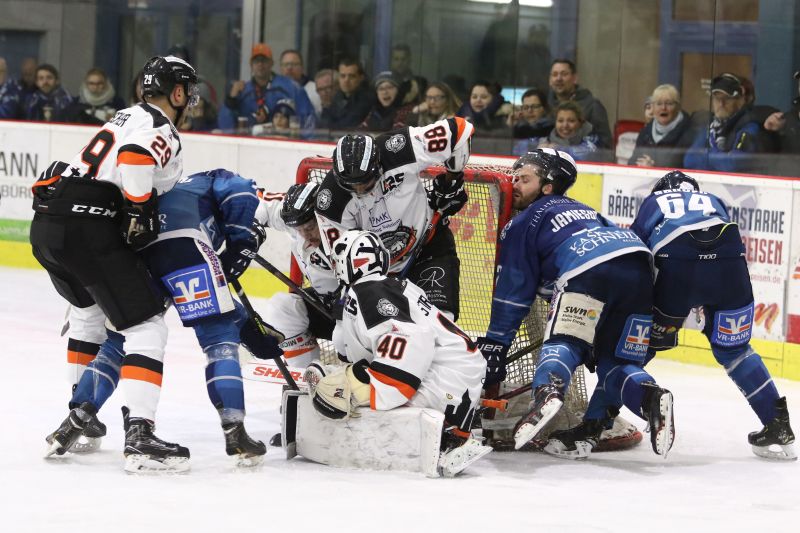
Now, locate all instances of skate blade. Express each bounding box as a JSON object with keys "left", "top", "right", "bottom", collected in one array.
[
  {"left": 751, "top": 443, "right": 798, "bottom": 461},
  {"left": 124, "top": 454, "right": 190, "bottom": 474},
  {"left": 513, "top": 398, "right": 563, "bottom": 450},
  {"left": 439, "top": 441, "right": 493, "bottom": 477},
  {"left": 69, "top": 436, "right": 102, "bottom": 454},
  {"left": 44, "top": 439, "right": 68, "bottom": 458},
  {"left": 544, "top": 439, "right": 593, "bottom": 460},
  {"left": 653, "top": 392, "right": 675, "bottom": 459},
  {"left": 234, "top": 453, "right": 265, "bottom": 468}
]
